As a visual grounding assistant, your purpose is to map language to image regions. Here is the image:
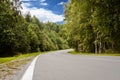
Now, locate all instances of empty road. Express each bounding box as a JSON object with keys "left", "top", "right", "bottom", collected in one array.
[{"left": 20, "top": 50, "right": 120, "bottom": 80}]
